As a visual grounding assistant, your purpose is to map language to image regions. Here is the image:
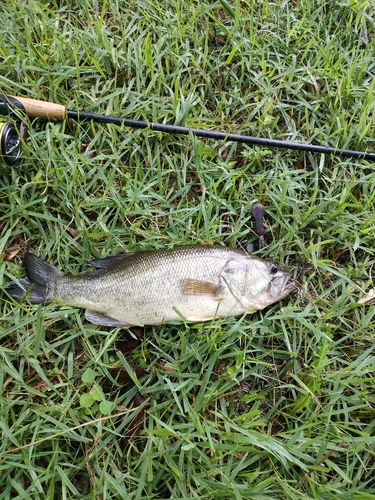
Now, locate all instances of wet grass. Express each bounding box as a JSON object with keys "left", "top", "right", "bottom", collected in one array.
[{"left": 1, "top": 0, "right": 375, "bottom": 498}]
